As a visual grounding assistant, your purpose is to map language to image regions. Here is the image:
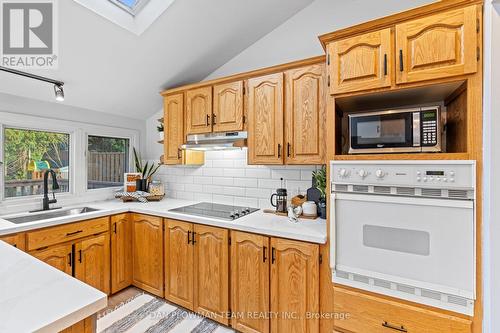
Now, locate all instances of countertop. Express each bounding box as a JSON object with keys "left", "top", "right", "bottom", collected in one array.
[
  {"left": 0, "top": 199, "right": 327, "bottom": 244},
  {"left": 0, "top": 241, "right": 107, "bottom": 333}
]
